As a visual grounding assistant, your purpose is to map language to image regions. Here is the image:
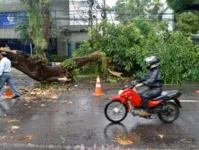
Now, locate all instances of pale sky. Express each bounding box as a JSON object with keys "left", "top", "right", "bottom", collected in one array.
[
  {"left": 106, "top": 0, "right": 118, "bottom": 7},
  {"left": 104, "top": 0, "right": 167, "bottom": 7},
  {"left": 97, "top": 0, "right": 118, "bottom": 7}
]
